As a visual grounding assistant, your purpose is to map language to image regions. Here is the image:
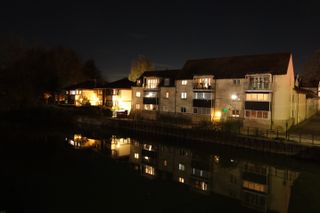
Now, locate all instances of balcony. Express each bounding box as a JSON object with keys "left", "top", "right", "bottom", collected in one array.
[
  {"left": 193, "top": 76, "right": 215, "bottom": 90},
  {"left": 143, "top": 97, "right": 159, "bottom": 105},
  {"left": 193, "top": 99, "right": 213, "bottom": 108},
  {"left": 246, "top": 82, "right": 272, "bottom": 91}
]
